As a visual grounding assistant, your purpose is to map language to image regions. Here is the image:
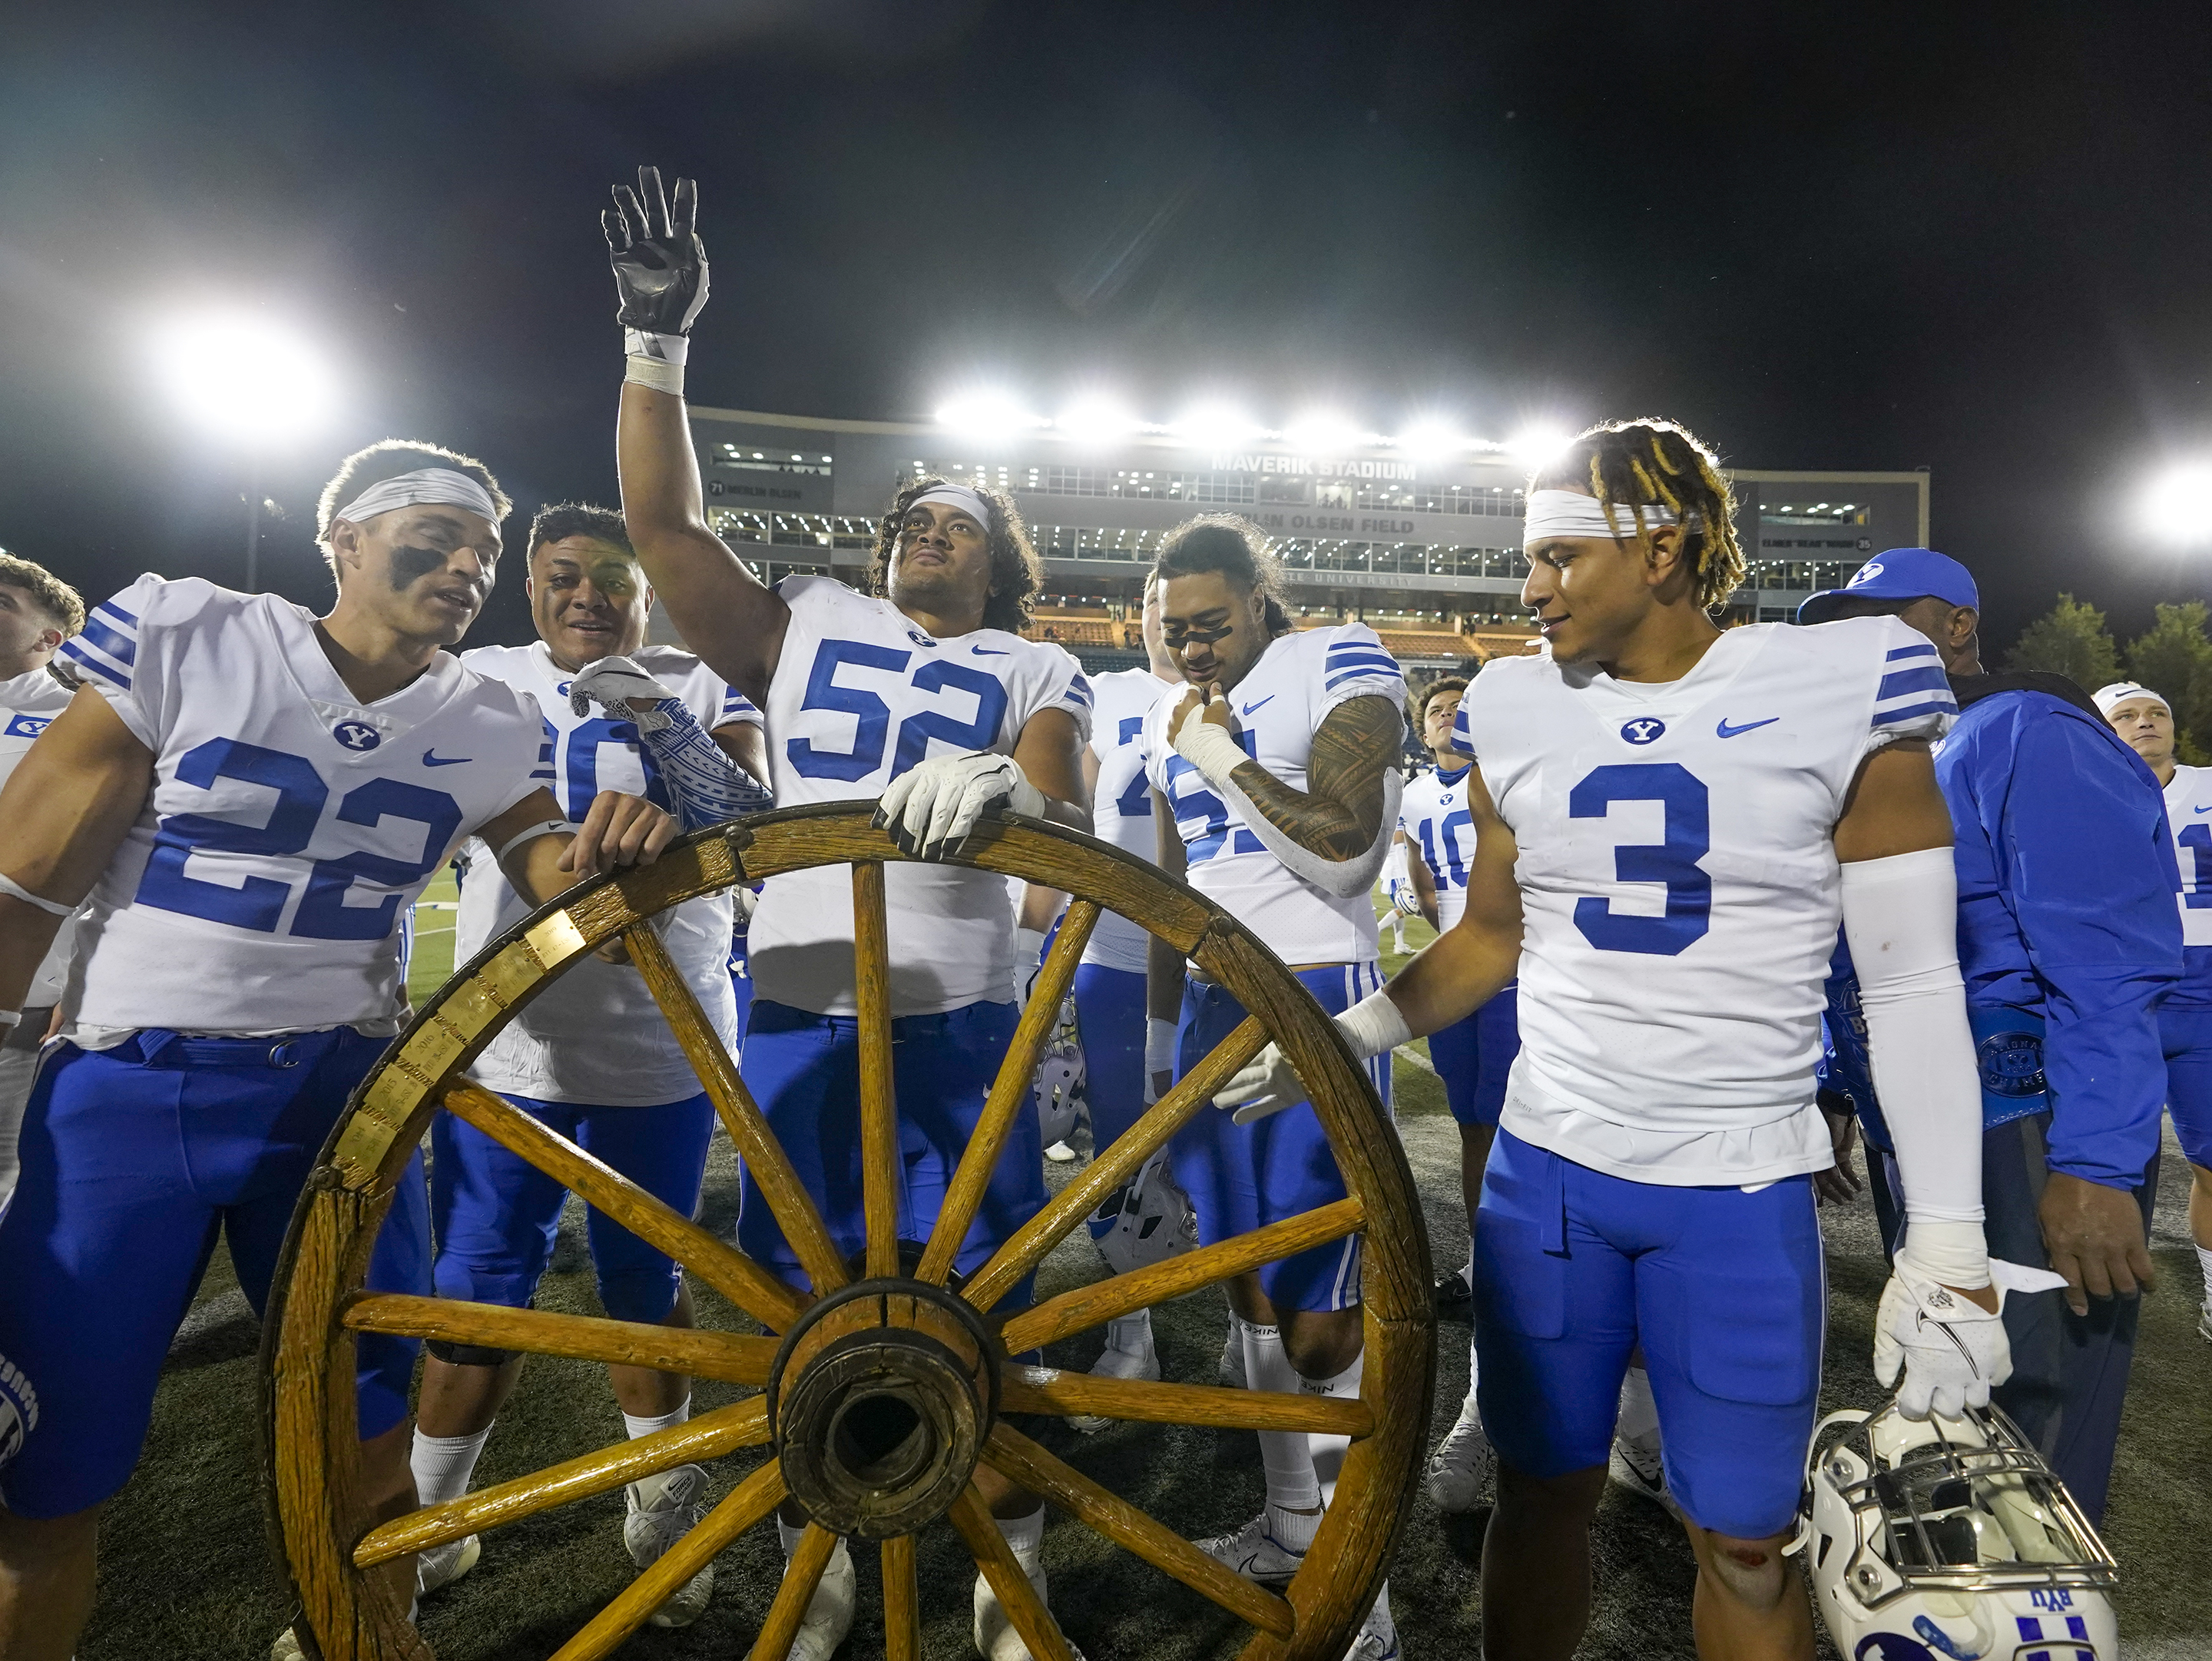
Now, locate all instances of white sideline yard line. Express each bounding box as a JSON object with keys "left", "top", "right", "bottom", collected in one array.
[{"left": 1395, "top": 1043, "right": 1435, "bottom": 1074}]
